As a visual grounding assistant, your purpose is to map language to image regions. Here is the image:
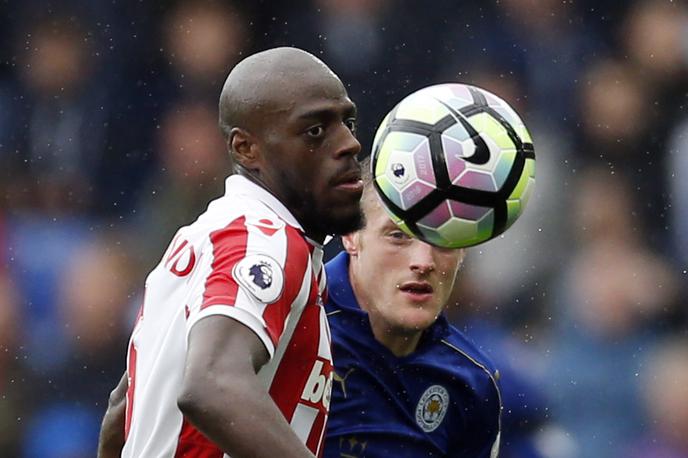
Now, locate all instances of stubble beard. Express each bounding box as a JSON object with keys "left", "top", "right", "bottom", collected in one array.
[{"left": 282, "top": 184, "right": 363, "bottom": 238}]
